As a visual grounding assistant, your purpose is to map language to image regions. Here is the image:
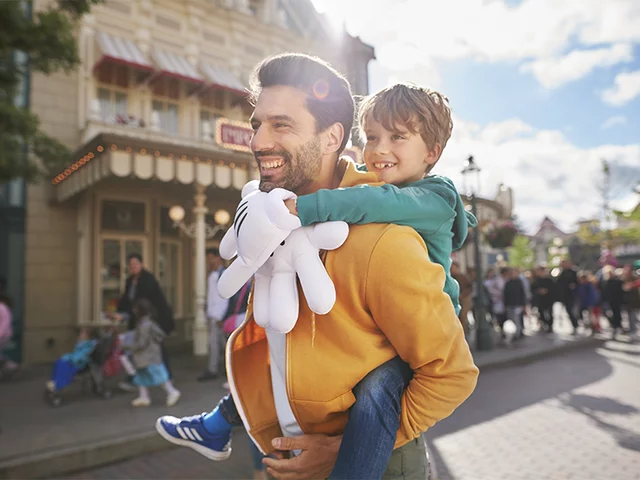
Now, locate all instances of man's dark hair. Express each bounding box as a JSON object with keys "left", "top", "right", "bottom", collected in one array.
[
  {"left": 127, "top": 253, "right": 143, "bottom": 263},
  {"left": 248, "top": 53, "right": 355, "bottom": 154},
  {"left": 206, "top": 247, "right": 220, "bottom": 257}
]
